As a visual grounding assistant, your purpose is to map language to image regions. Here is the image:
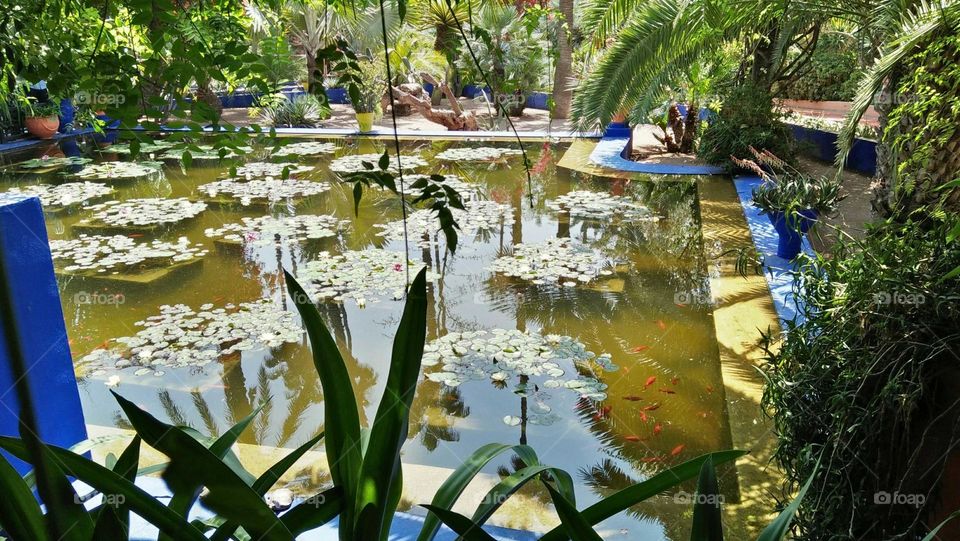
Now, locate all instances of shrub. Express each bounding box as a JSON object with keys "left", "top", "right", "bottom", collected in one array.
[
  {"left": 733, "top": 148, "right": 843, "bottom": 214},
  {"left": 697, "top": 82, "right": 795, "bottom": 168},
  {"left": 762, "top": 216, "right": 960, "bottom": 540},
  {"left": 256, "top": 93, "right": 329, "bottom": 128}
]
